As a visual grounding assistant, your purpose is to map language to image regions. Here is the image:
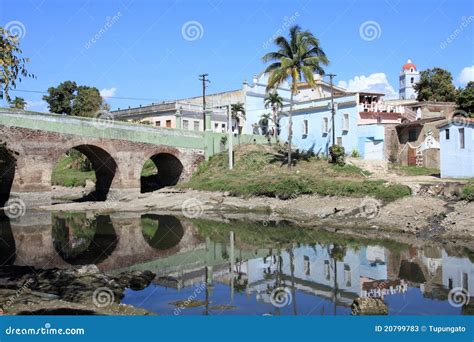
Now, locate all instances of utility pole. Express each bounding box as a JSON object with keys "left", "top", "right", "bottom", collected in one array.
[
  {"left": 326, "top": 73, "right": 337, "bottom": 146},
  {"left": 199, "top": 74, "right": 210, "bottom": 130},
  {"left": 227, "top": 104, "right": 233, "bottom": 170}
]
